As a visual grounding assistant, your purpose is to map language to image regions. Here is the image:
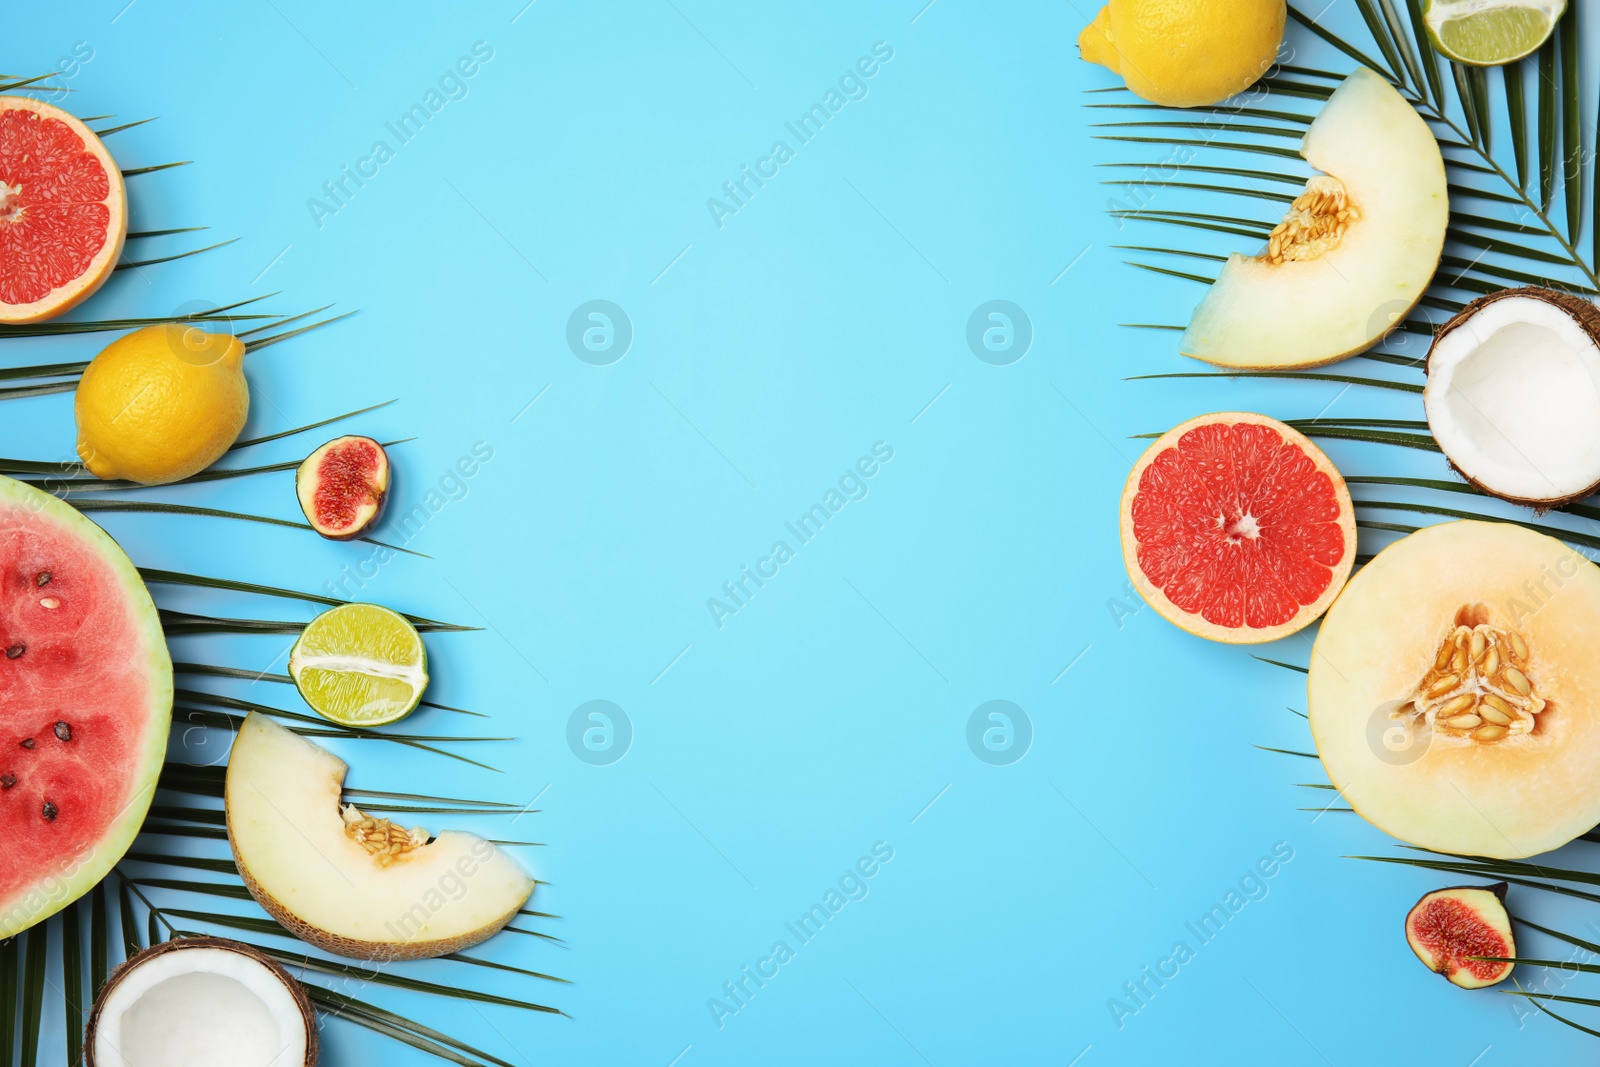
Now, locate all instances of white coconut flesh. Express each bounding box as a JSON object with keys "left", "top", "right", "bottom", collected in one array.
[
  {"left": 1425, "top": 295, "right": 1600, "bottom": 503},
  {"left": 91, "top": 946, "right": 310, "bottom": 1067}
]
